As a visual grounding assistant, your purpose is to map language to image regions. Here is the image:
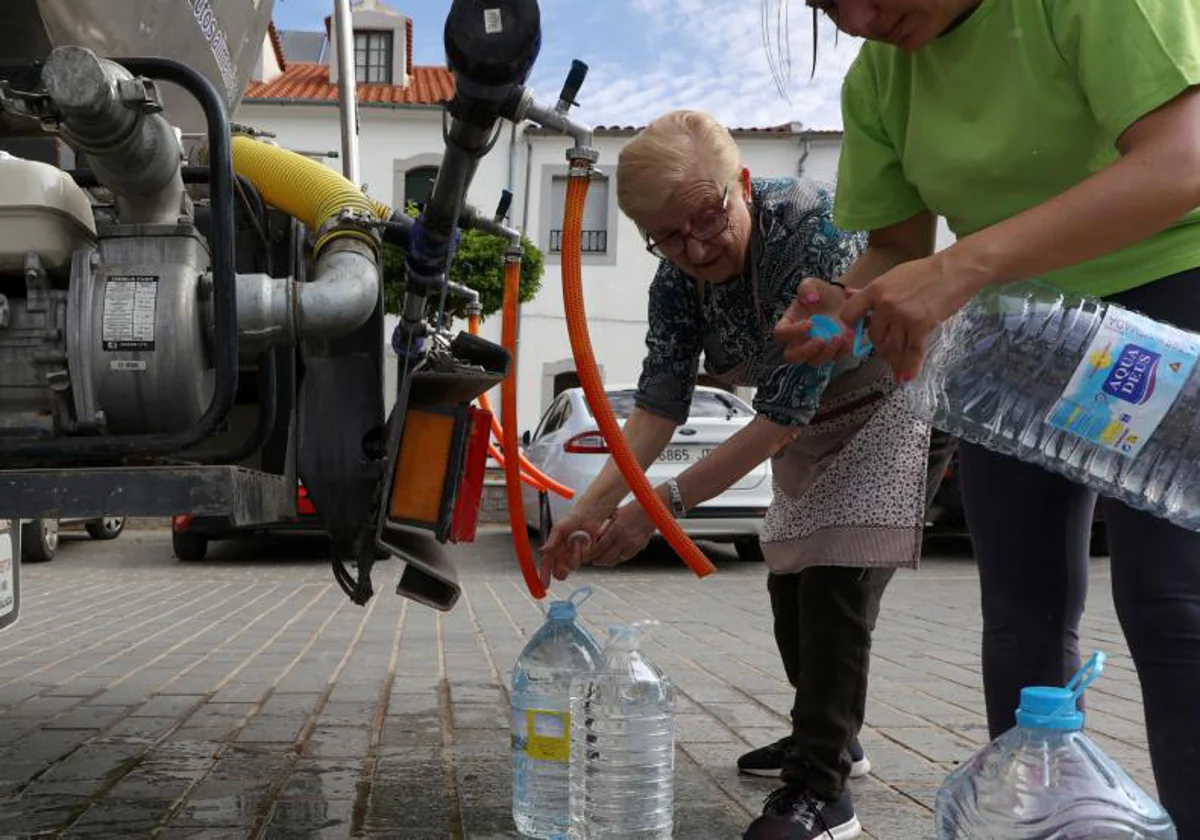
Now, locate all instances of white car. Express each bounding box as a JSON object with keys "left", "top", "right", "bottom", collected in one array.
[
  {"left": 519, "top": 385, "right": 772, "bottom": 562},
  {"left": 19, "top": 516, "right": 126, "bottom": 563}
]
